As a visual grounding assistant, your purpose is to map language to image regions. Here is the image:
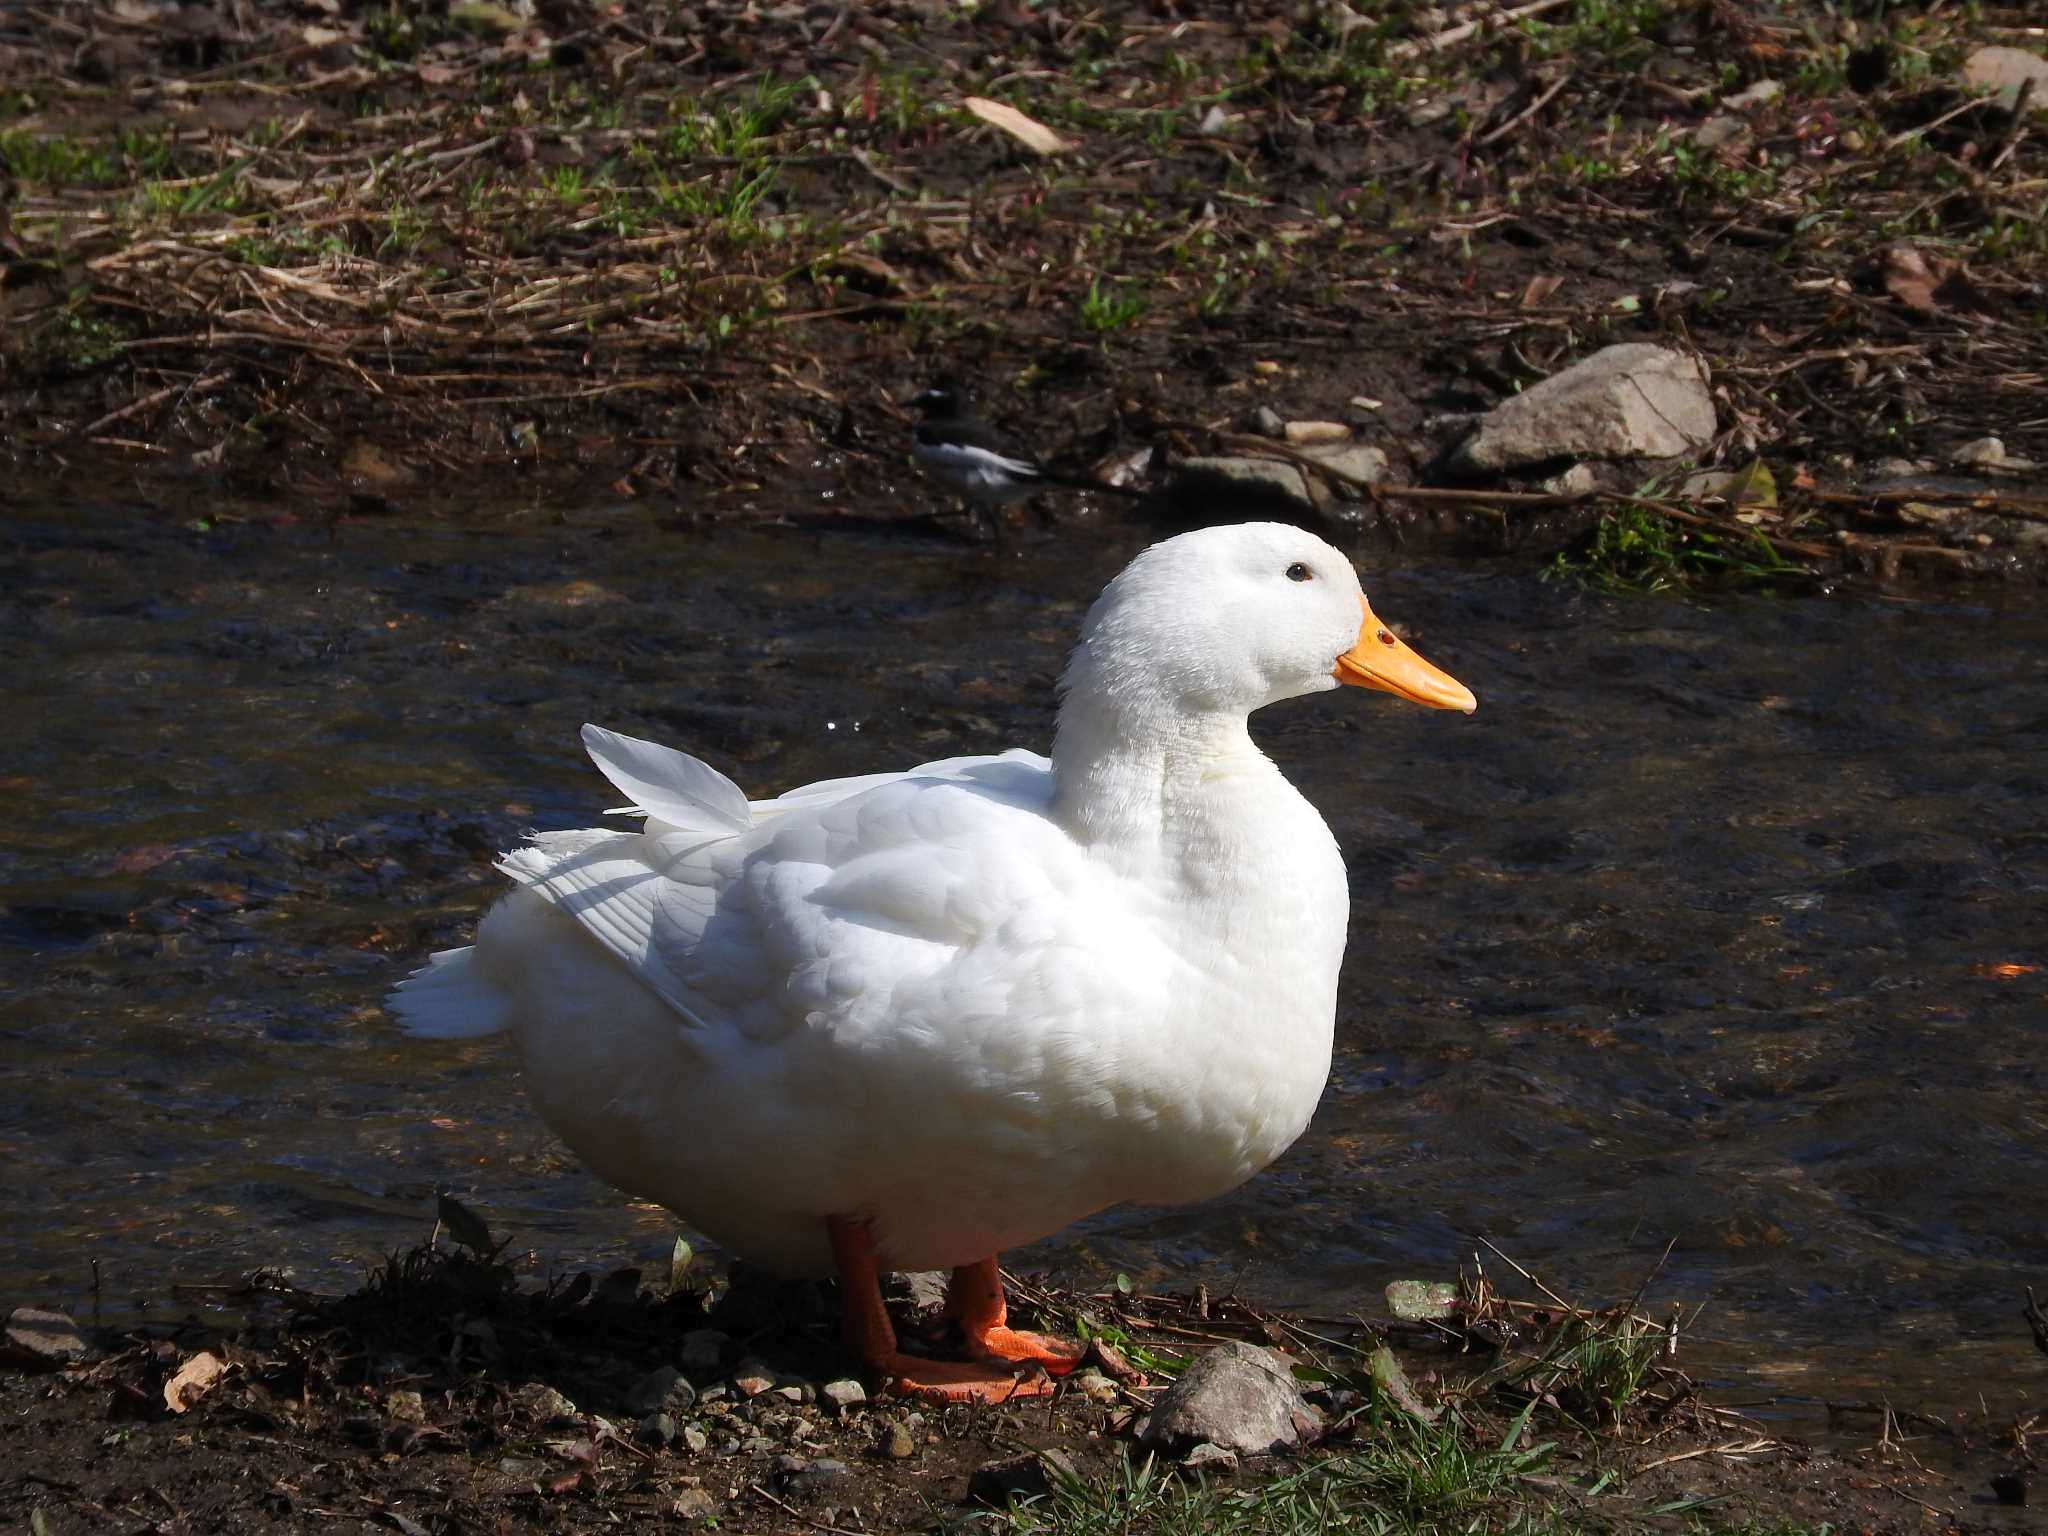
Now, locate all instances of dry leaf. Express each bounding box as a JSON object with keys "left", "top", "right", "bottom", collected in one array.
[
  {"left": 164, "top": 1351, "right": 224, "bottom": 1414},
  {"left": 961, "top": 97, "right": 1075, "bottom": 157},
  {"left": 300, "top": 24, "right": 344, "bottom": 45},
  {"left": 416, "top": 61, "right": 463, "bottom": 85},
  {"left": 1882, "top": 244, "right": 1992, "bottom": 316},
  {"left": 1519, "top": 274, "right": 1565, "bottom": 307}
]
